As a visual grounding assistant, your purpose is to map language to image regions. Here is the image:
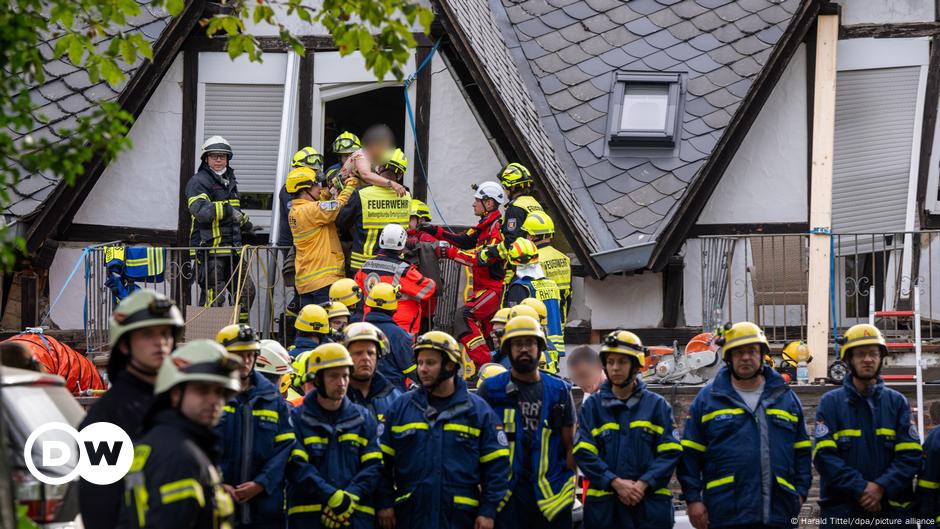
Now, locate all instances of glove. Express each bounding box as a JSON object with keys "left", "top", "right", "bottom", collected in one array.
[
  {"left": 321, "top": 509, "right": 351, "bottom": 529},
  {"left": 326, "top": 490, "right": 355, "bottom": 519},
  {"left": 230, "top": 208, "right": 244, "bottom": 224},
  {"left": 476, "top": 245, "right": 495, "bottom": 266}
]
